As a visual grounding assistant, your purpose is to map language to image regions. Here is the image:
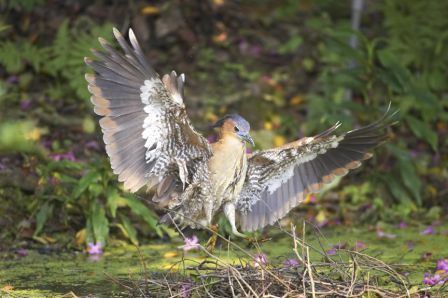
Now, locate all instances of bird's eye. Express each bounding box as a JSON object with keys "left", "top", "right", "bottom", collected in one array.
[{"left": 234, "top": 126, "right": 240, "bottom": 132}]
